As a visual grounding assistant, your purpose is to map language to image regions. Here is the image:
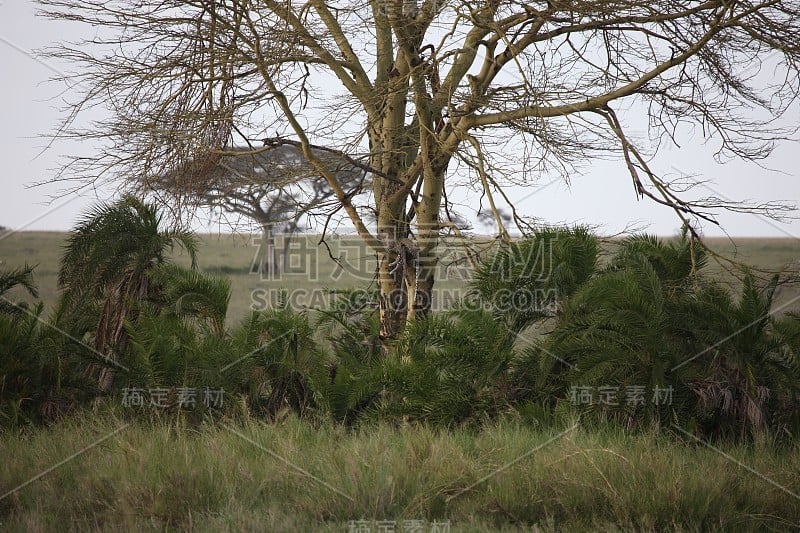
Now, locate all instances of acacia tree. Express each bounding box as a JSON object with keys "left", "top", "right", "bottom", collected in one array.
[
  {"left": 41, "top": 0, "right": 800, "bottom": 342},
  {"left": 156, "top": 144, "right": 368, "bottom": 276}
]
